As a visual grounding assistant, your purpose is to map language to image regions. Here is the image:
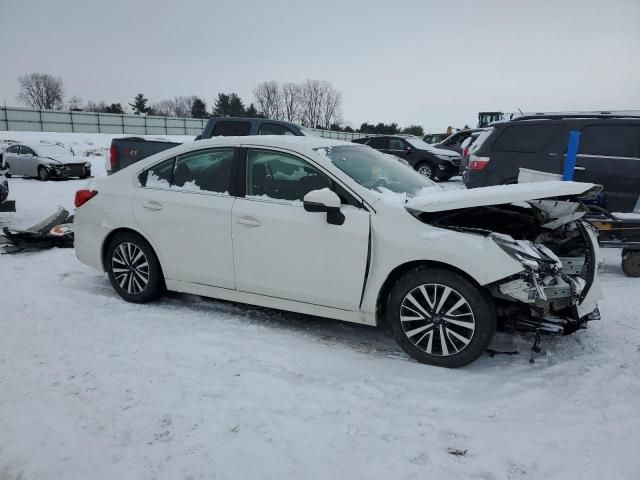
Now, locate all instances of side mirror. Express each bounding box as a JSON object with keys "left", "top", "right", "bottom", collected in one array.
[{"left": 303, "top": 188, "right": 345, "bottom": 226}]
